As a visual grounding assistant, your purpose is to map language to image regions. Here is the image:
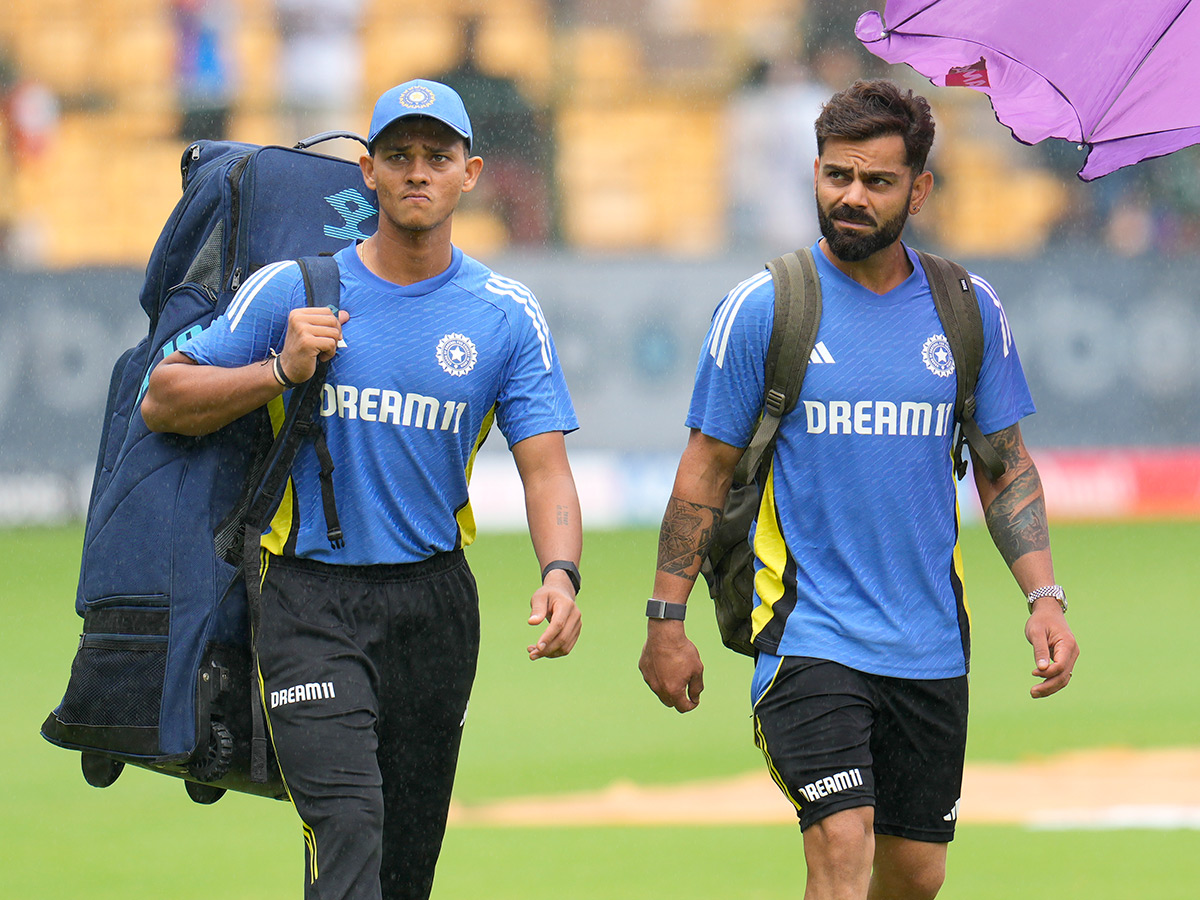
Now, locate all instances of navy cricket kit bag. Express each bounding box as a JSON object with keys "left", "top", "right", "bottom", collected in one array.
[{"left": 40, "top": 132, "right": 378, "bottom": 804}]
